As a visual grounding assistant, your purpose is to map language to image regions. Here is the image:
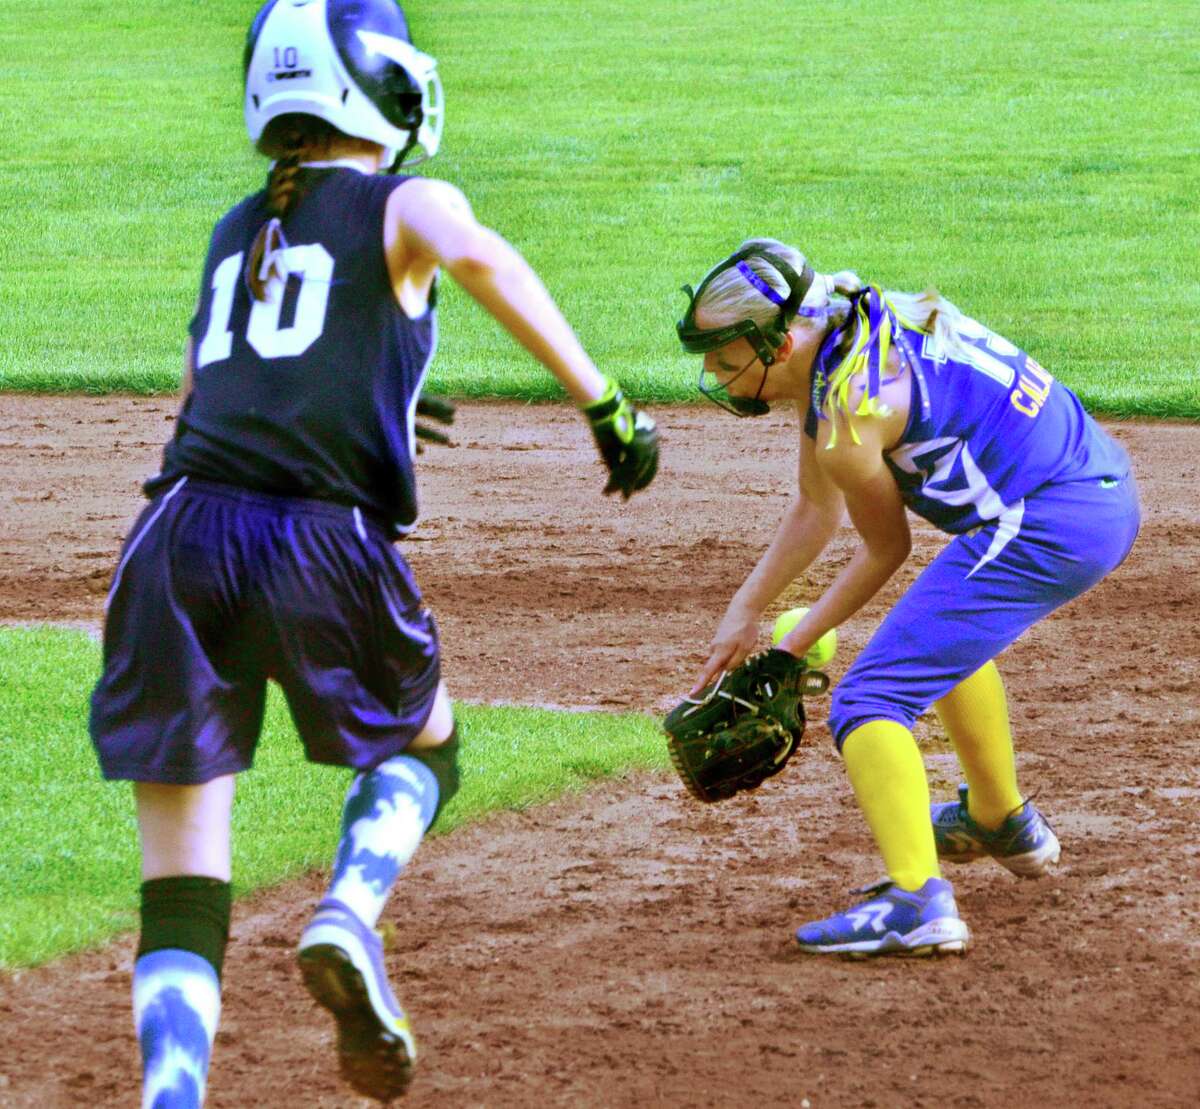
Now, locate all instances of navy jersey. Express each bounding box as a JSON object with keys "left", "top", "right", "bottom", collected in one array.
[
  {"left": 806, "top": 298, "right": 1131, "bottom": 535},
  {"left": 148, "top": 166, "right": 435, "bottom": 535}
]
